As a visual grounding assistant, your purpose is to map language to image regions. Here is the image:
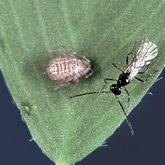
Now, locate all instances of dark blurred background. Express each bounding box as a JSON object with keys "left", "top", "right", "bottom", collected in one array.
[{"left": 0, "top": 69, "right": 164, "bottom": 165}]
